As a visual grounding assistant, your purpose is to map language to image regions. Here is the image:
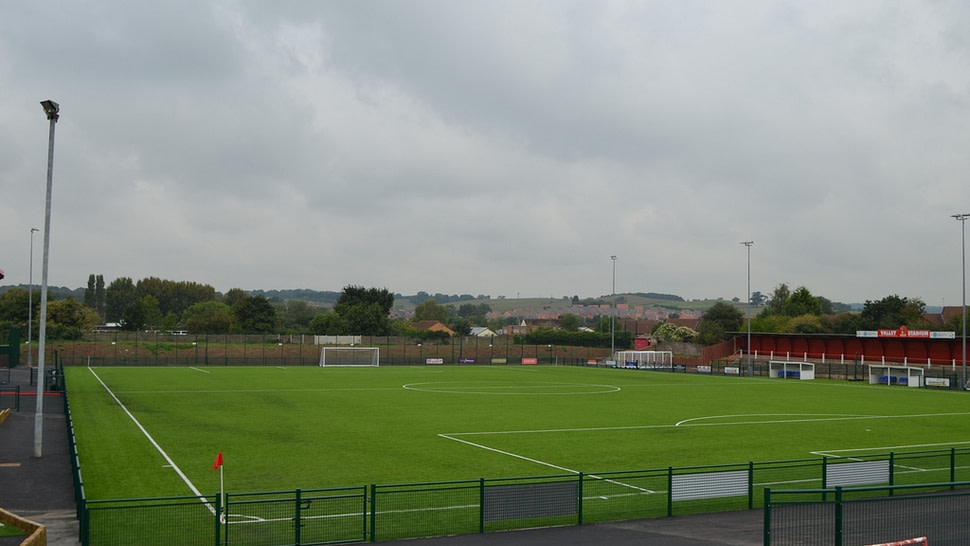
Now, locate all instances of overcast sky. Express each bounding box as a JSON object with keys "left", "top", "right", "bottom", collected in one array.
[{"left": 2, "top": 1, "right": 970, "bottom": 305}]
